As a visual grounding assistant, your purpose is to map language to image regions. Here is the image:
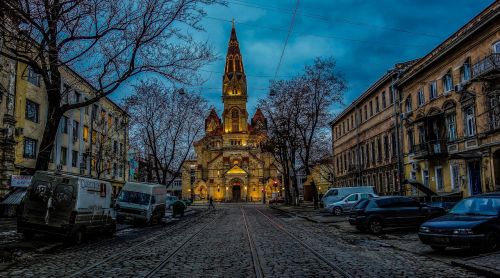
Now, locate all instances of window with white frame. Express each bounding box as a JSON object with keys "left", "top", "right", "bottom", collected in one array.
[
  {"left": 489, "top": 94, "right": 500, "bottom": 130},
  {"left": 464, "top": 106, "right": 476, "bottom": 137},
  {"left": 493, "top": 41, "right": 500, "bottom": 53},
  {"left": 450, "top": 164, "right": 460, "bottom": 191},
  {"left": 435, "top": 167, "right": 444, "bottom": 191},
  {"left": 405, "top": 95, "right": 412, "bottom": 112},
  {"left": 422, "top": 169, "right": 429, "bottom": 187},
  {"left": 443, "top": 71, "right": 453, "bottom": 92},
  {"left": 27, "top": 66, "right": 40, "bottom": 86},
  {"left": 429, "top": 81, "right": 437, "bottom": 100},
  {"left": 23, "top": 137, "right": 37, "bottom": 159},
  {"left": 445, "top": 113, "right": 457, "bottom": 141},
  {"left": 25, "top": 99, "right": 40, "bottom": 123},
  {"left": 417, "top": 88, "right": 425, "bottom": 106},
  {"left": 460, "top": 59, "right": 471, "bottom": 83}
]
